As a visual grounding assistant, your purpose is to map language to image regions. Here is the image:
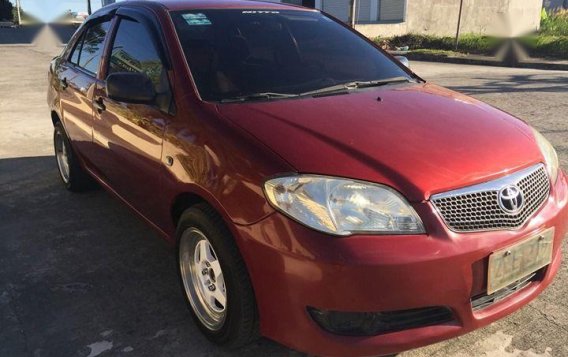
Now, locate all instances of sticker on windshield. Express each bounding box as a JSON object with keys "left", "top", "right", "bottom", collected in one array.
[
  {"left": 242, "top": 10, "right": 280, "bottom": 14},
  {"left": 182, "top": 13, "right": 212, "bottom": 26}
]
